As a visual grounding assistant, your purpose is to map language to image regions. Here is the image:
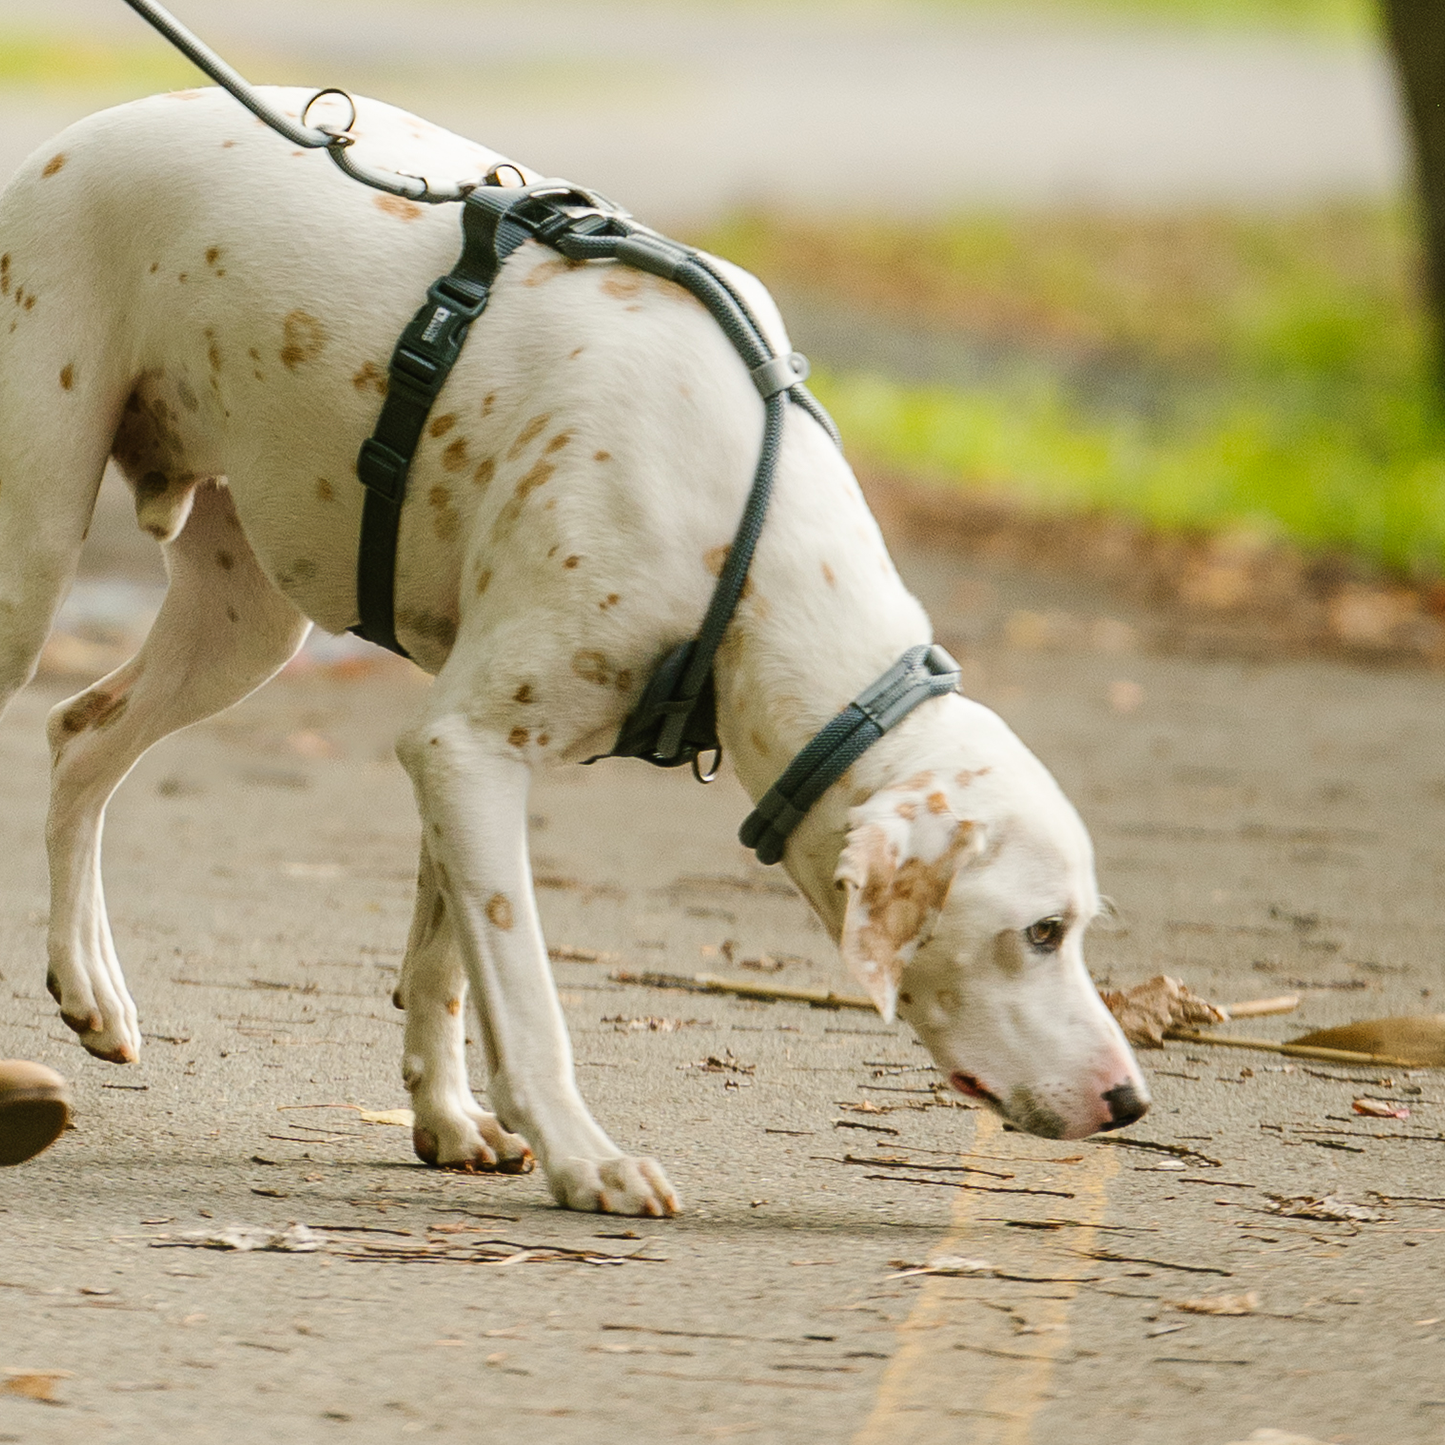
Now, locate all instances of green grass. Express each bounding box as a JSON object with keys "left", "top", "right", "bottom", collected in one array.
[
  {"left": 698, "top": 206, "right": 1445, "bottom": 578},
  {"left": 0, "top": 29, "right": 200, "bottom": 93}
]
